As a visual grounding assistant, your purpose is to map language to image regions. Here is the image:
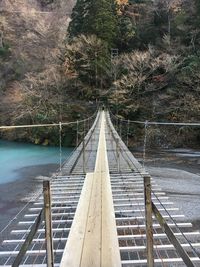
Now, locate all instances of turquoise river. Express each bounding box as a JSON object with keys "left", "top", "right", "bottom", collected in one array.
[{"left": 0, "top": 140, "right": 73, "bottom": 184}]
